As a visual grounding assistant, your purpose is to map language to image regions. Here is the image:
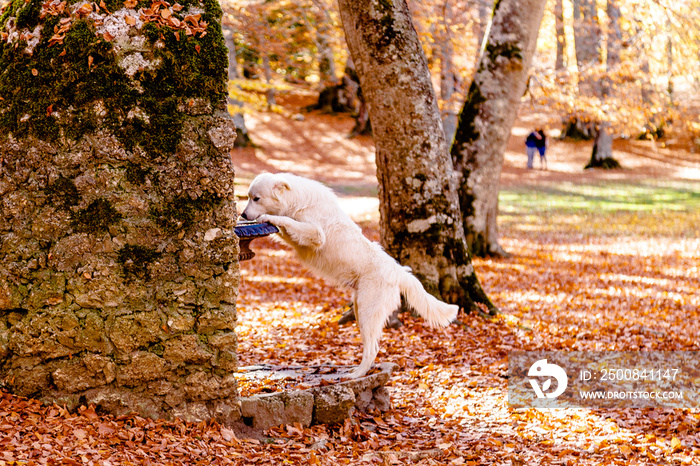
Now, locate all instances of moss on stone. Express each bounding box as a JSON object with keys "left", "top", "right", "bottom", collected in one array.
[
  {"left": 13, "top": 0, "right": 41, "bottom": 30},
  {"left": 149, "top": 343, "right": 164, "bottom": 356},
  {"left": 150, "top": 194, "right": 221, "bottom": 234},
  {"left": 45, "top": 176, "right": 80, "bottom": 209},
  {"left": 117, "top": 244, "right": 160, "bottom": 280},
  {"left": 125, "top": 162, "right": 151, "bottom": 185},
  {"left": 117, "top": 97, "right": 184, "bottom": 159},
  {"left": 0, "top": 10, "right": 131, "bottom": 141},
  {"left": 71, "top": 198, "right": 122, "bottom": 234},
  {"left": 0, "top": 0, "right": 230, "bottom": 160}
]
